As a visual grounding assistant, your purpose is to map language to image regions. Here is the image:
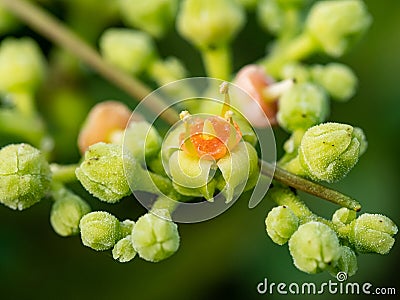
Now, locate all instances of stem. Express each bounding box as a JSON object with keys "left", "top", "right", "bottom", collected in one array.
[
  {"left": 260, "top": 33, "right": 316, "bottom": 77},
  {"left": 2, "top": 0, "right": 362, "bottom": 212},
  {"left": 268, "top": 185, "right": 347, "bottom": 235},
  {"left": 0, "top": 0, "right": 179, "bottom": 125},
  {"left": 279, "top": 8, "right": 301, "bottom": 44},
  {"left": 260, "top": 160, "right": 361, "bottom": 212},
  {"left": 201, "top": 45, "right": 231, "bottom": 81},
  {"left": 50, "top": 163, "right": 78, "bottom": 183}
]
